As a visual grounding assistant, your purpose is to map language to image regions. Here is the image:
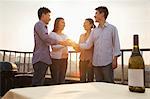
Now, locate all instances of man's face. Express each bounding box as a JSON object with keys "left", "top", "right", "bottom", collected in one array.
[
  {"left": 94, "top": 10, "right": 104, "bottom": 22},
  {"left": 42, "top": 12, "right": 51, "bottom": 24}
]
